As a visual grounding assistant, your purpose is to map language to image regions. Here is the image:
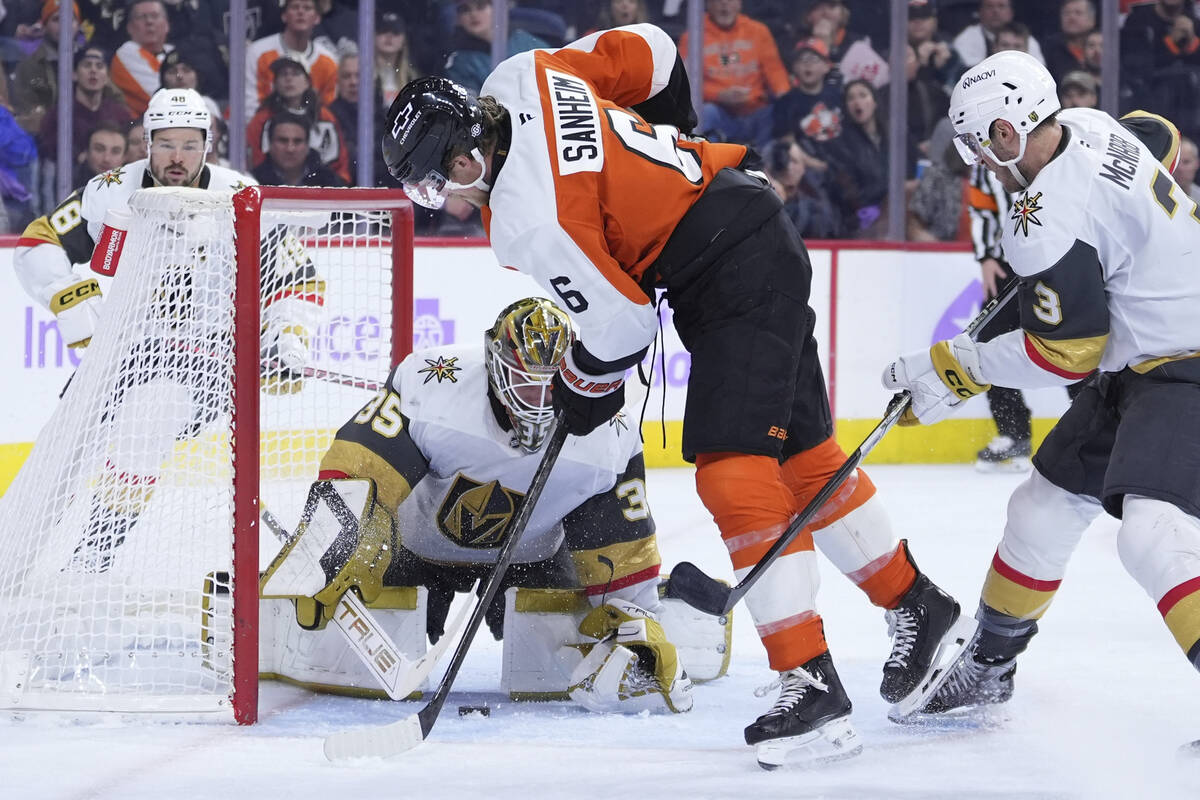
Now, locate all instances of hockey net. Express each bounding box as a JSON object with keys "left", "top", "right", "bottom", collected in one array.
[{"left": 0, "top": 186, "right": 413, "bottom": 722}]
